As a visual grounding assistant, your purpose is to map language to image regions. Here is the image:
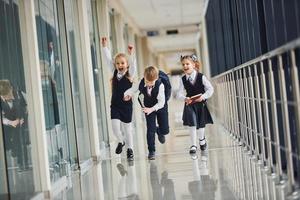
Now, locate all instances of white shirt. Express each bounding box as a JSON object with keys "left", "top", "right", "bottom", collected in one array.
[
  {"left": 176, "top": 70, "right": 214, "bottom": 101},
  {"left": 124, "top": 81, "right": 165, "bottom": 111},
  {"left": 102, "top": 47, "right": 136, "bottom": 78}
]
